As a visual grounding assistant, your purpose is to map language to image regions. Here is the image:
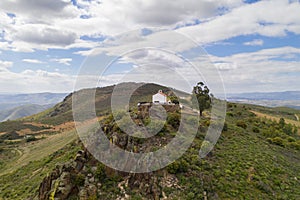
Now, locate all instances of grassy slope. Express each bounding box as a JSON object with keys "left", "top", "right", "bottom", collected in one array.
[
  {"left": 161, "top": 103, "right": 300, "bottom": 199},
  {"left": 0, "top": 141, "right": 81, "bottom": 200},
  {"left": 0, "top": 130, "right": 77, "bottom": 176},
  {"left": 0, "top": 84, "right": 299, "bottom": 199},
  {"left": 28, "top": 82, "right": 185, "bottom": 126}
]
